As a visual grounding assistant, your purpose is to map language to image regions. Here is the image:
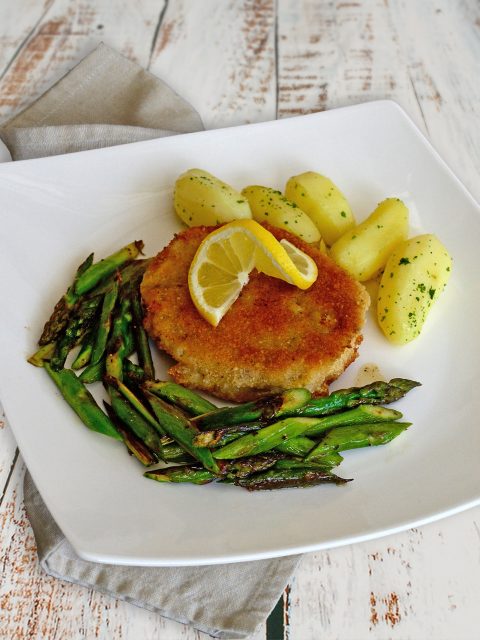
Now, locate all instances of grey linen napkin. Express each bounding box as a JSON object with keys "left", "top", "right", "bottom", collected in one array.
[{"left": 0, "top": 44, "right": 300, "bottom": 639}]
